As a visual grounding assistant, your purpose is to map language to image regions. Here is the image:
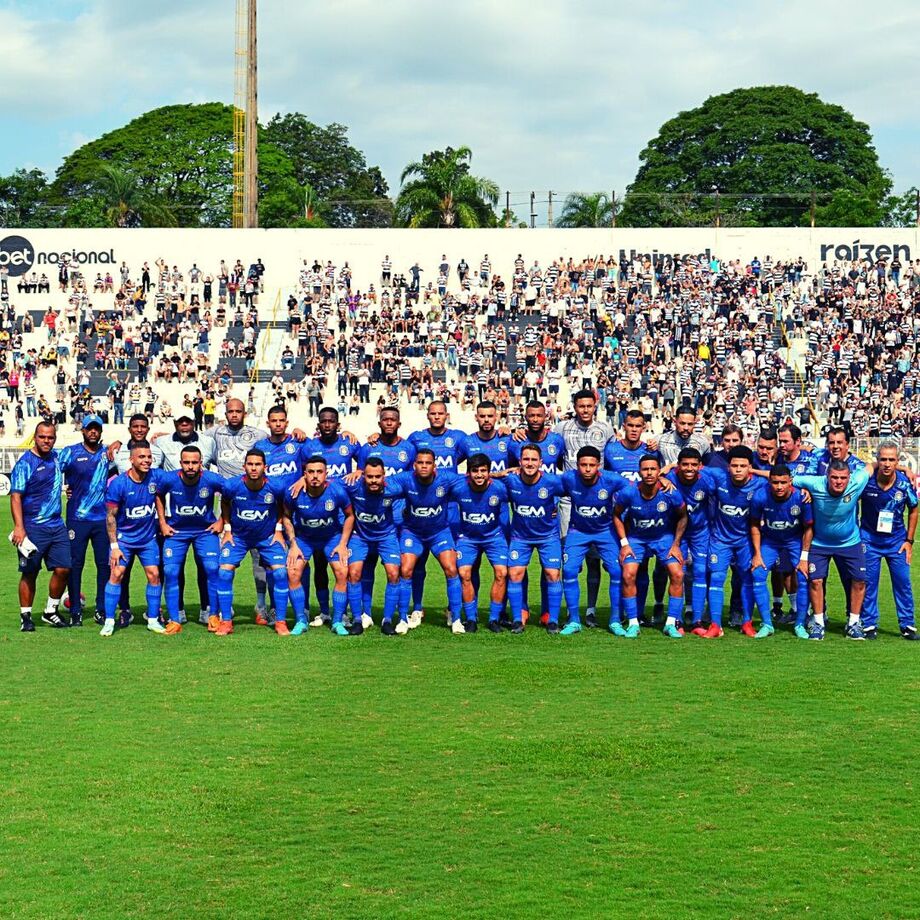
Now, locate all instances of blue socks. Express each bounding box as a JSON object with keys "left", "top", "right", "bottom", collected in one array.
[
  {"left": 508, "top": 581, "right": 524, "bottom": 624},
  {"left": 145, "top": 584, "right": 163, "bottom": 620},
  {"left": 446, "top": 576, "right": 462, "bottom": 622},
  {"left": 667, "top": 593, "right": 684, "bottom": 623},
  {"left": 752, "top": 572, "right": 773, "bottom": 627},
  {"left": 382, "top": 581, "right": 399, "bottom": 622},
  {"left": 562, "top": 573, "right": 581, "bottom": 624},
  {"left": 623, "top": 595, "right": 638, "bottom": 622},
  {"left": 398, "top": 577, "right": 412, "bottom": 620},
  {"left": 163, "top": 564, "right": 182, "bottom": 623},
  {"left": 104, "top": 582, "right": 121, "bottom": 621},
  {"left": 347, "top": 582, "right": 364, "bottom": 621},
  {"left": 547, "top": 581, "right": 563, "bottom": 625},
  {"left": 332, "top": 589, "right": 347, "bottom": 624},
  {"left": 217, "top": 567, "right": 235, "bottom": 620},
  {"left": 464, "top": 598, "right": 478, "bottom": 623},
  {"left": 290, "top": 585, "right": 306, "bottom": 624},
  {"left": 271, "top": 568, "right": 290, "bottom": 623},
  {"left": 488, "top": 600, "right": 503, "bottom": 623}
]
